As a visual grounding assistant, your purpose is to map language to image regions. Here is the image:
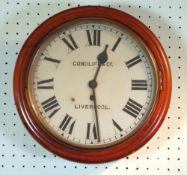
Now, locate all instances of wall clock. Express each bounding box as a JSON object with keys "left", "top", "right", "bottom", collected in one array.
[{"left": 14, "top": 6, "right": 171, "bottom": 163}]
